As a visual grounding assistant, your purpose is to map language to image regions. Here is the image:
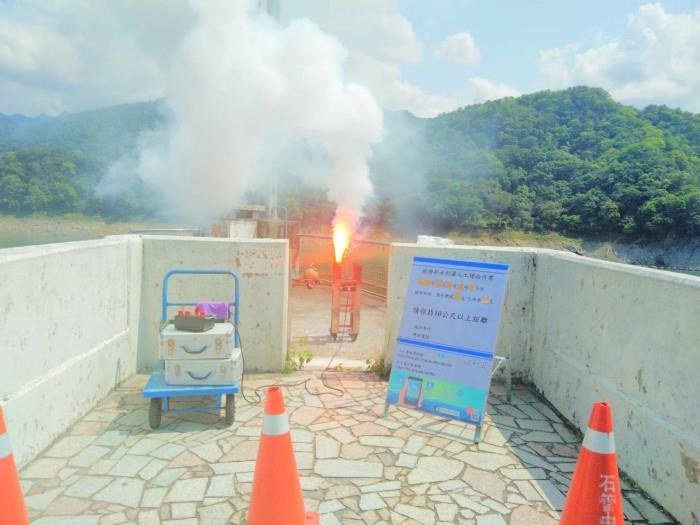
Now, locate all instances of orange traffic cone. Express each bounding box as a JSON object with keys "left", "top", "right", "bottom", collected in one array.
[
  {"left": 247, "top": 387, "right": 319, "bottom": 525},
  {"left": 559, "top": 401, "right": 624, "bottom": 524},
  {"left": 0, "top": 406, "right": 30, "bottom": 525}
]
